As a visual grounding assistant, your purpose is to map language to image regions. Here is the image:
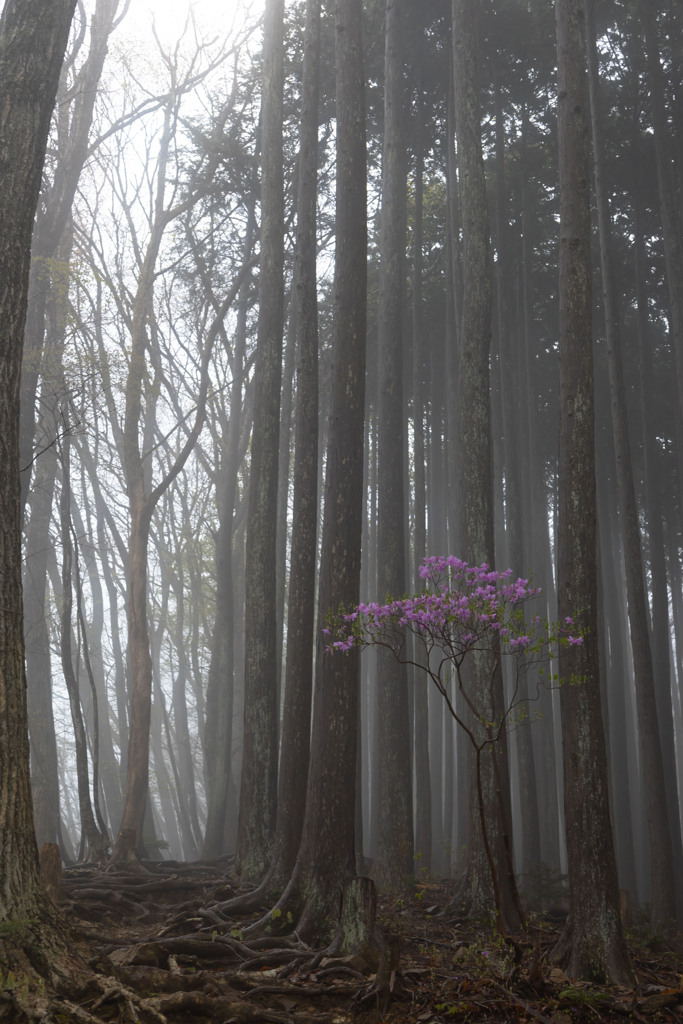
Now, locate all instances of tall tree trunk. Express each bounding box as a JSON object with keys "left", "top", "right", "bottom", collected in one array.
[
  {"left": 235, "top": 0, "right": 286, "bottom": 881},
  {"left": 20, "top": 0, "right": 121, "bottom": 859},
  {"left": 70, "top": 493, "right": 123, "bottom": 832},
  {"left": 268, "top": 0, "right": 321, "bottom": 890},
  {"left": 270, "top": 0, "right": 367, "bottom": 945},
  {"left": 492, "top": 72, "right": 542, "bottom": 883},
  {"left": 58, "top": 428, "right": 109, "bottom": 861},
  {"left": 411, "top": 91, "right": 432, "bottom": 873},
  {"left": 0, "top": 0, "right": 76, "bottom": 958},
  {"left": 24, "top": 411, "right": 62, "bottom": 848},
  {"left": 553, "top": 0, "right": 632, "bottom": 984},
  {"left": 585, "top": 0, "right": 678, "bottom": 927},
  {"left": 19, "top": 0, "right": 123, "bottom": 520},
  {"left": 639, "top": 1, "right": 683, "bottom": 485},
  {"left": 631, "top": 108, "right": 683, "bottom": 923},
  {"left": 222, "top": 0, "right": 323, "bottom": 901},
  {"left": 373, "top": 0, "right": 414, "bottom": 891},
  {"left": 452, "top": 0, "right": 521, "bottom": 931},
  {"left": 203, "top": 212, "right": 255, "bottom": 858},
  {"left": 599, "top": 496, "right": 639, "bottom": 902},
  {"left": 518, "top": 106, "right": 561, "bottom": 874},
  {"left": 110, "top": 89, "right": 234, "bottom": 864}
]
